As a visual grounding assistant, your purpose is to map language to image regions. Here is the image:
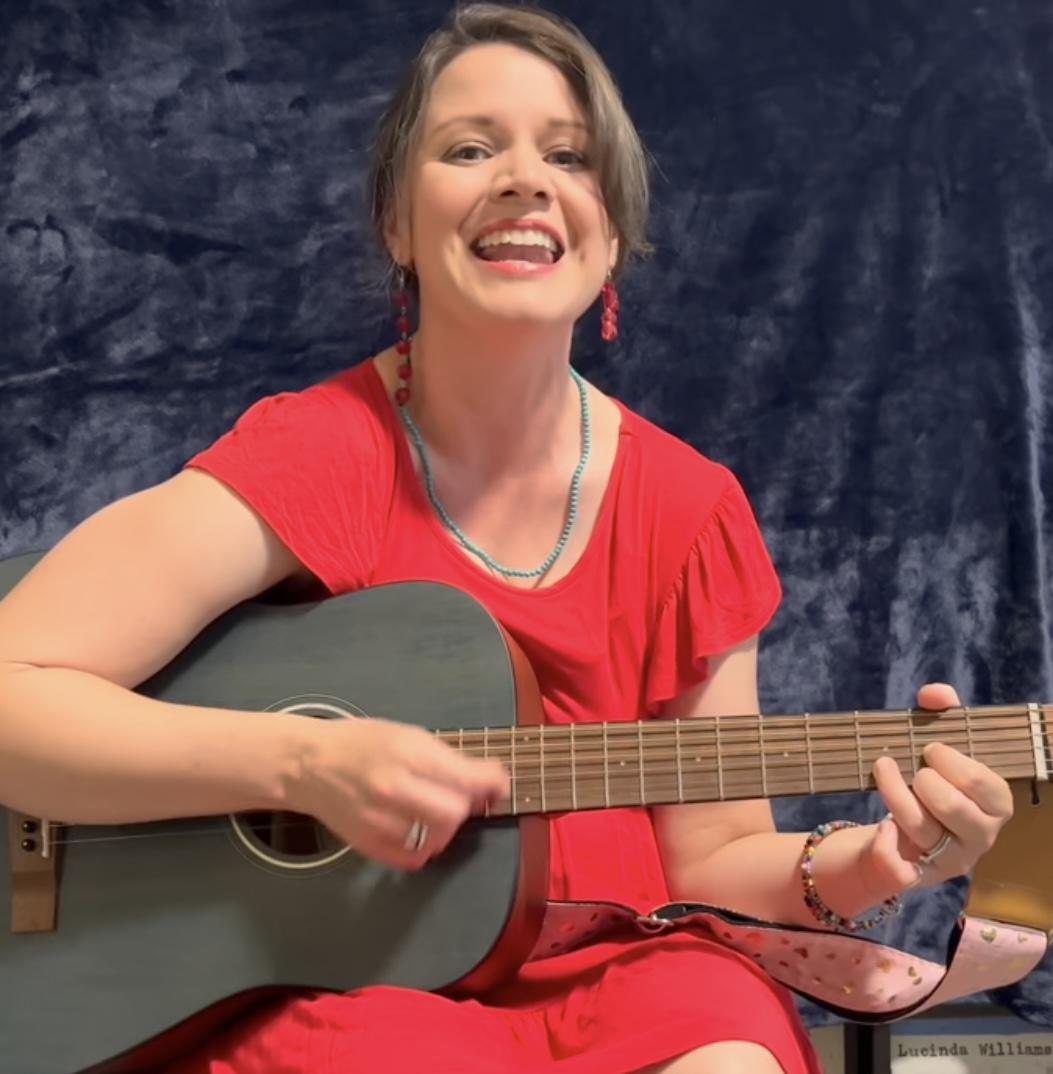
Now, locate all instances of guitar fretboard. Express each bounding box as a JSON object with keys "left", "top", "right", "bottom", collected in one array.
[{"left": 436, "top": 704, "right": 1052, "bottom": 816}]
